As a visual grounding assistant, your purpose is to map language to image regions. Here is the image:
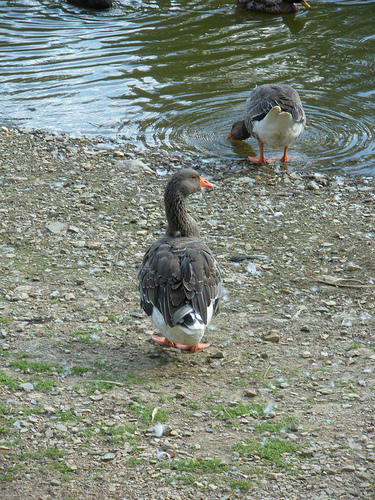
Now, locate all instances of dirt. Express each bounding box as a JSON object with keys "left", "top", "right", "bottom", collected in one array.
[{"left": 0, "top": 125, "right": 374, "bottom": 500}]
